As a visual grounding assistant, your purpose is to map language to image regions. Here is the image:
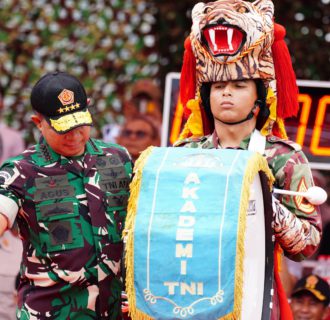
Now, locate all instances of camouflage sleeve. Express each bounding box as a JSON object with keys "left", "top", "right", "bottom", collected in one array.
[
  {"left": 270, "top": 143, "right": 322, "bottom": 261},
  {"left": 0, "top": 161, "right": 21, "bottom": 227}
]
